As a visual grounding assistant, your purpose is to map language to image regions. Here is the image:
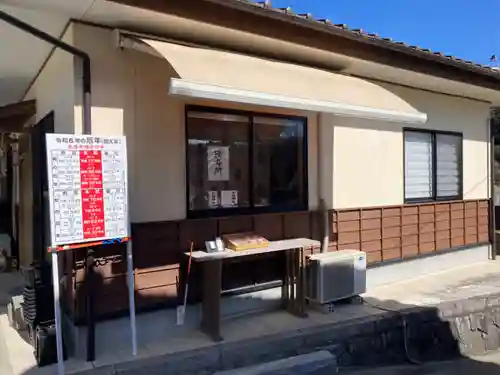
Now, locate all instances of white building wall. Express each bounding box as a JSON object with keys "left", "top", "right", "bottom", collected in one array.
[
  {"left": 23, "top": 24, "right": 75, "bottom": 133},
  {"left": 71, "top": 23, "right": 319, "bottom": 222},
  {"left": 332, "top": 84, "right": 490, "bottom": 209}
]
